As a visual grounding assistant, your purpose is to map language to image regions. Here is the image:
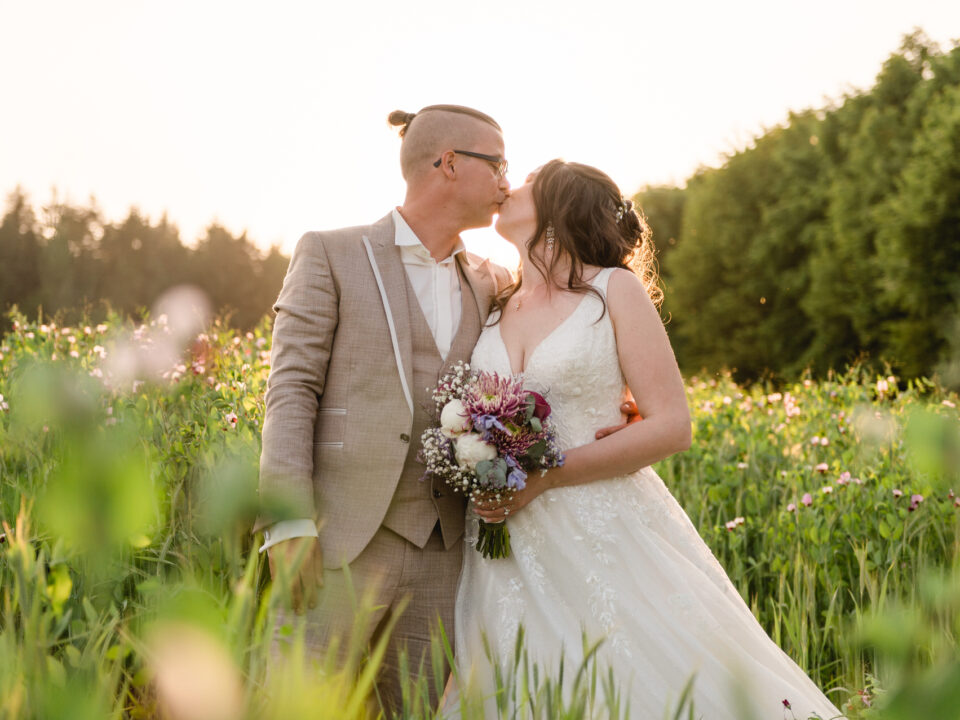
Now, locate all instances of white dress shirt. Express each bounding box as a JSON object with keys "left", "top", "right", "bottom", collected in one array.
[{"left": 259, "top": 210, "right": 467, "bottom": 552}]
